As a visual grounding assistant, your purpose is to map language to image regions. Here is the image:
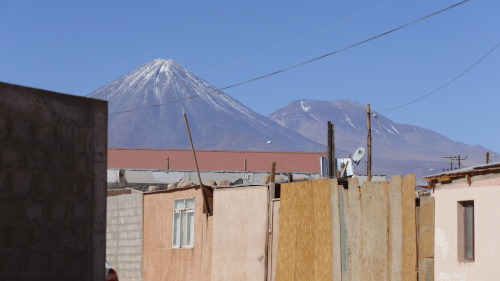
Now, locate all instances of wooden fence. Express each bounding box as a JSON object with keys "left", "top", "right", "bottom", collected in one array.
[{"left": 275, "top": 175, "right": 434, "bottom": 281}]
